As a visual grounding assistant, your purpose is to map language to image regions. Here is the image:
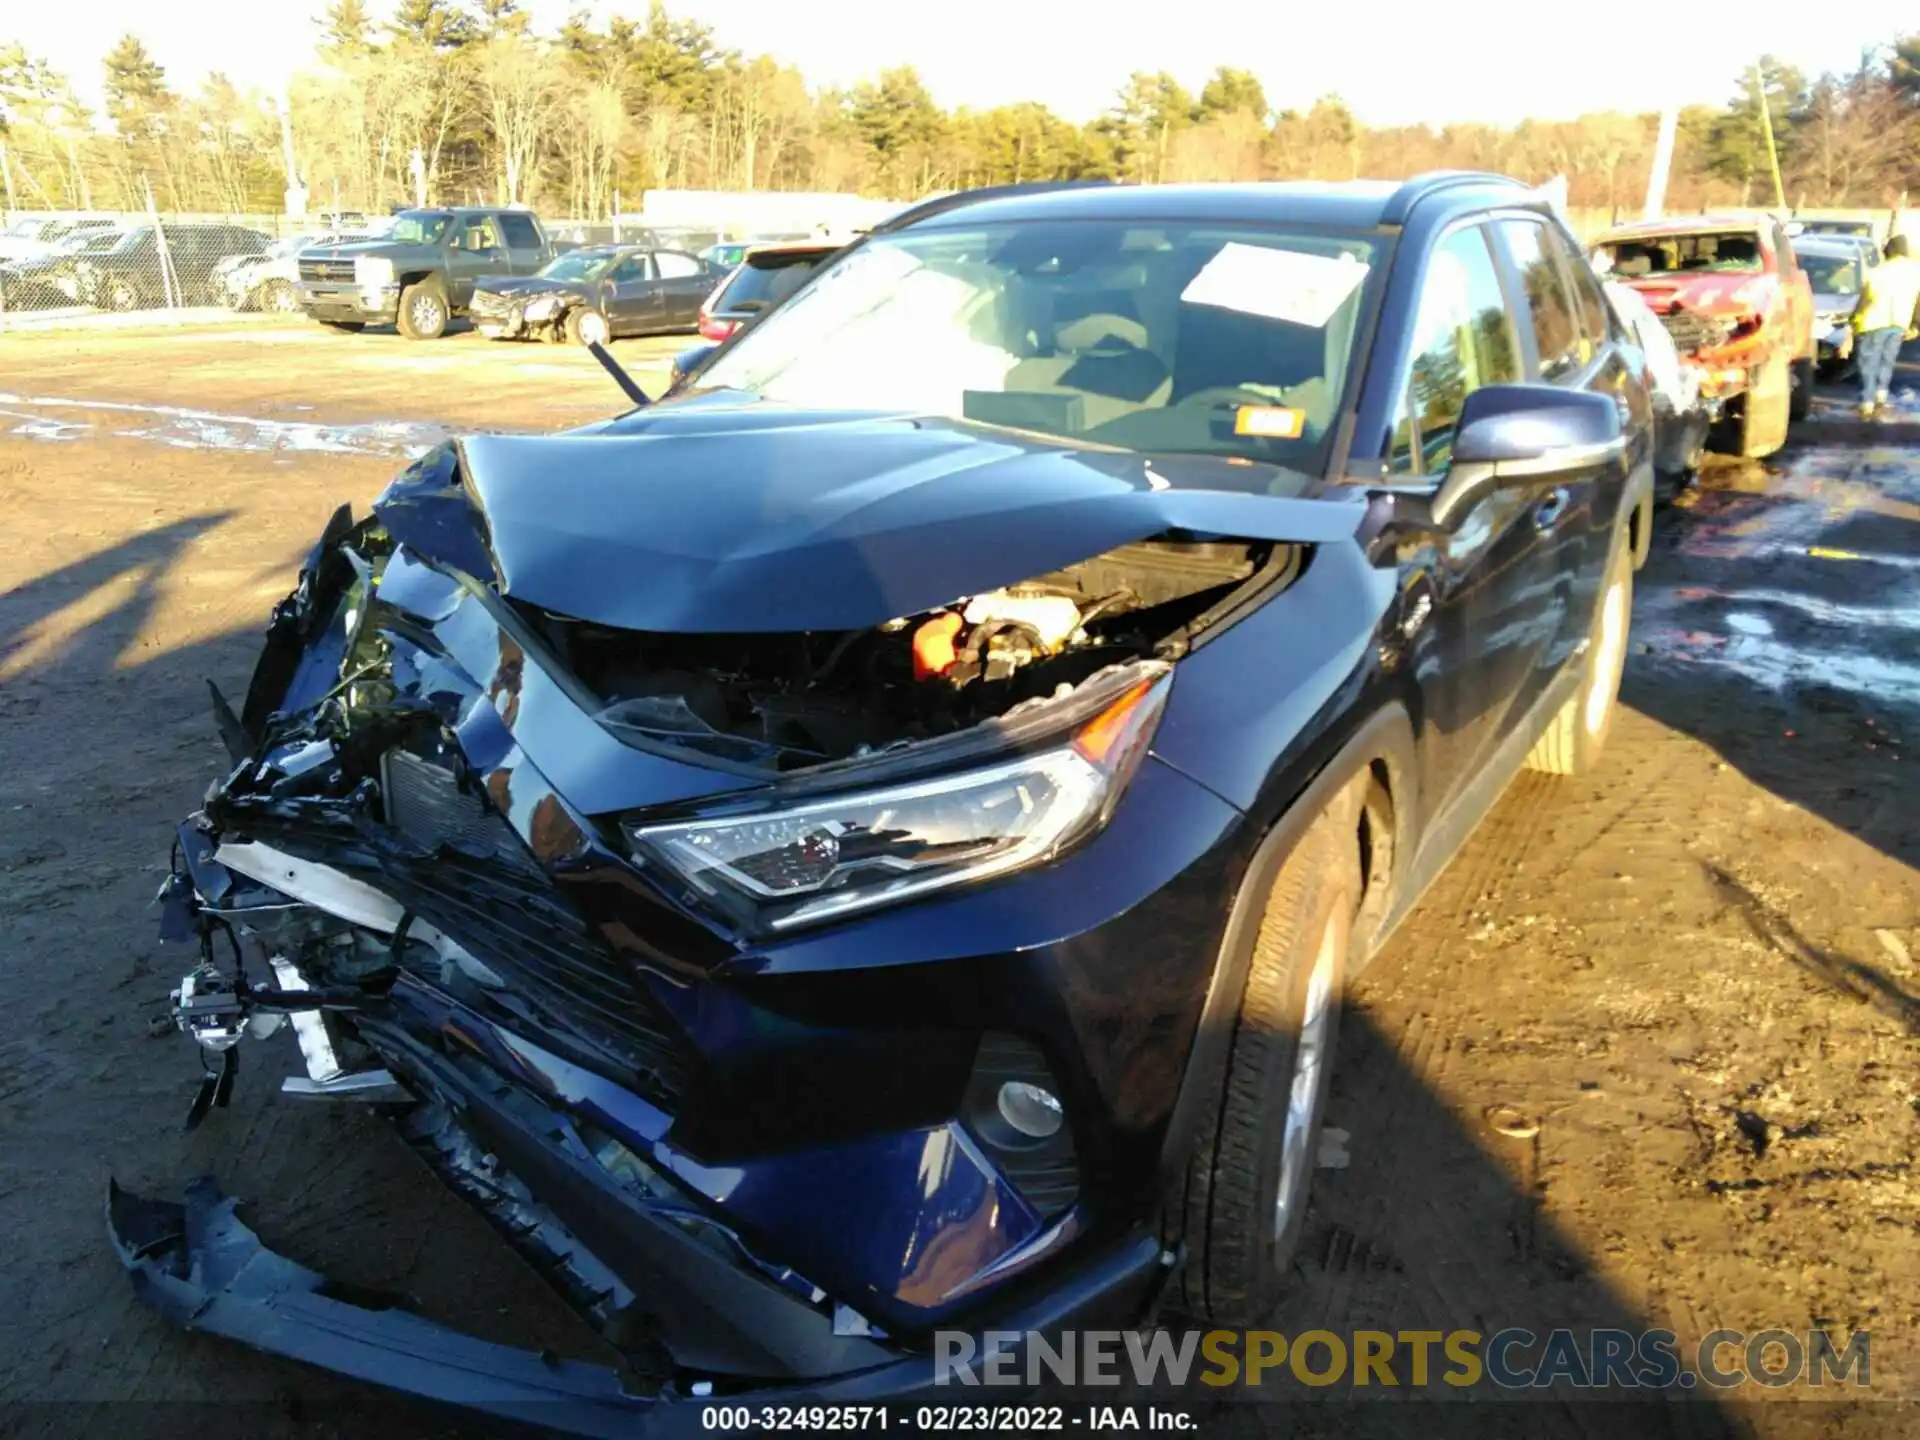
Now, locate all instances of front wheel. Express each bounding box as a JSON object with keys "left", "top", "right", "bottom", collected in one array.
[
  {"left": 1526, "top": 533, "right": 1632, "bottom": 776},
  {"left": 1174, "top": 815, "right": 1357, "bottom": 1324},
  {"left": 397, "top": 279, "right": 449, "bottom": 340},
  {"left": 1736, "top": 352, "right": 1792, "bottom": 458},
  {"left": 1788, "top": 356, "right": 1813, "bottom": 424},
  {"left": 257, "top": 279, "right": 299, "bottom": 314},
  {"left": 565, "top": 306, "right": 610, "bottom": 346}
]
